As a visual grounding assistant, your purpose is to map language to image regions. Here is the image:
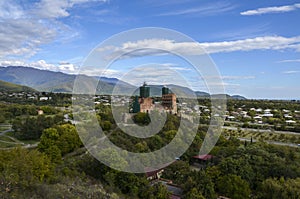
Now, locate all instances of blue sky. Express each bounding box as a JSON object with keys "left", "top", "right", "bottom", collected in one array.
[{"left": 0, "top": 0, "right": 300, "bottom": 99}]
